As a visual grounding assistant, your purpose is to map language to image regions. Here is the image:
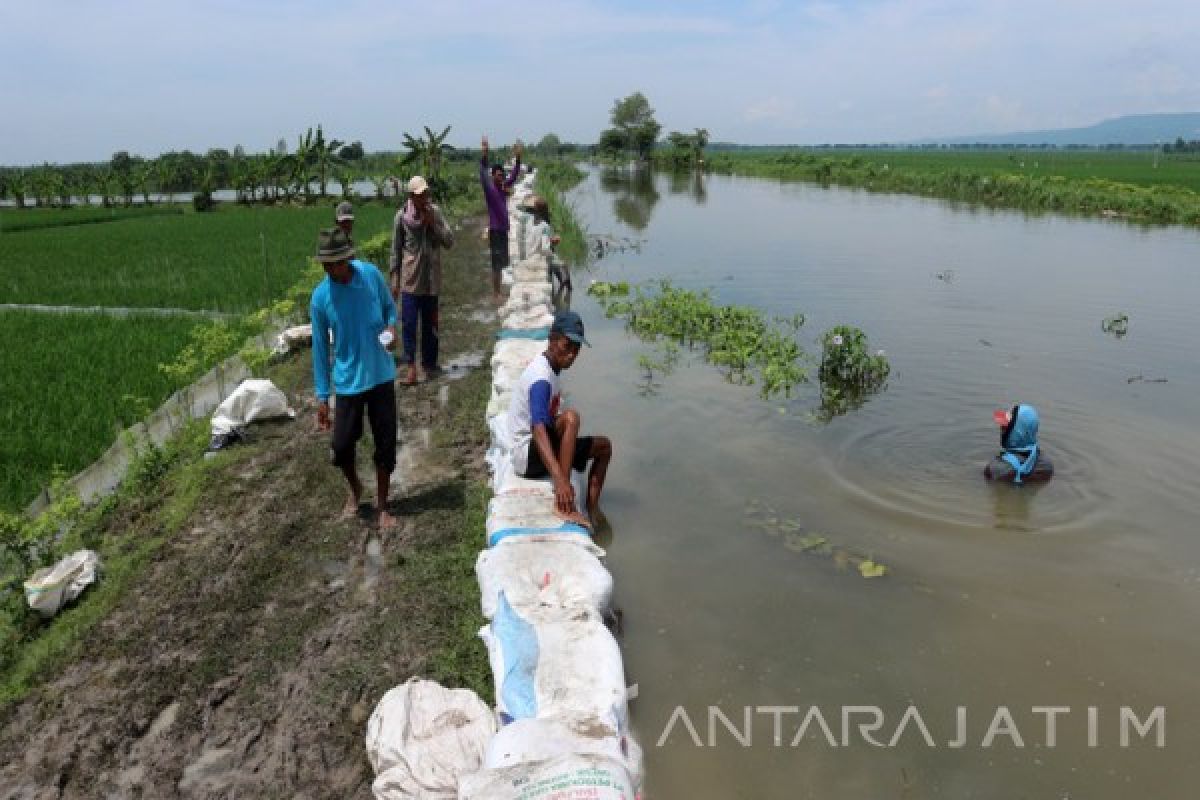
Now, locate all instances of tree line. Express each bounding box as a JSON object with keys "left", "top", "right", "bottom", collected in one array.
[{"left": 0, "top": 126, "right": 591, "bottom": 211}]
